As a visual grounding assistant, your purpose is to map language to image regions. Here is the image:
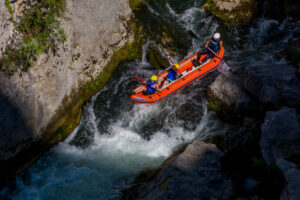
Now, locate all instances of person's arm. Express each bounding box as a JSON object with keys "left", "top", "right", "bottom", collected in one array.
[
  {"left": 167, "top": 56, "right": 174, "bottom": 66},
  {"left": 205, "top": 38, "right": 212, "bottom": 48},
  {"left": 176, "top": 70, "right": 182, "bottom": 77},
  {"left": 219, "top": 40, "right": 223, "bottom": 49}
]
